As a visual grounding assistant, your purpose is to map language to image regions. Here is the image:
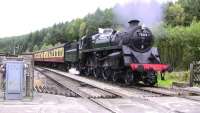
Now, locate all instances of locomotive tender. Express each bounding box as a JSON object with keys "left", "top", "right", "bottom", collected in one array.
[{"left": 34, "top": 20, "right": 171, "bottom": 86}]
